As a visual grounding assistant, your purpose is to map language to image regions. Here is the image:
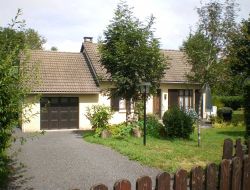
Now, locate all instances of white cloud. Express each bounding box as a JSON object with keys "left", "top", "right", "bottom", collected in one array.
[
  {"left": 44, "top": 39, "right": 81, "bottom": 52},
  {"left": 0, "top": 0, "right": 249, "bottom": 51}
]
